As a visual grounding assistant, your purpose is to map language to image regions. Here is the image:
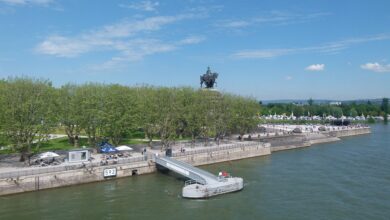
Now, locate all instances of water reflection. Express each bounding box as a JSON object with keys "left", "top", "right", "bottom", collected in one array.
[{"left": 0, "top": 125, "right": 389, "bottom": 220}]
